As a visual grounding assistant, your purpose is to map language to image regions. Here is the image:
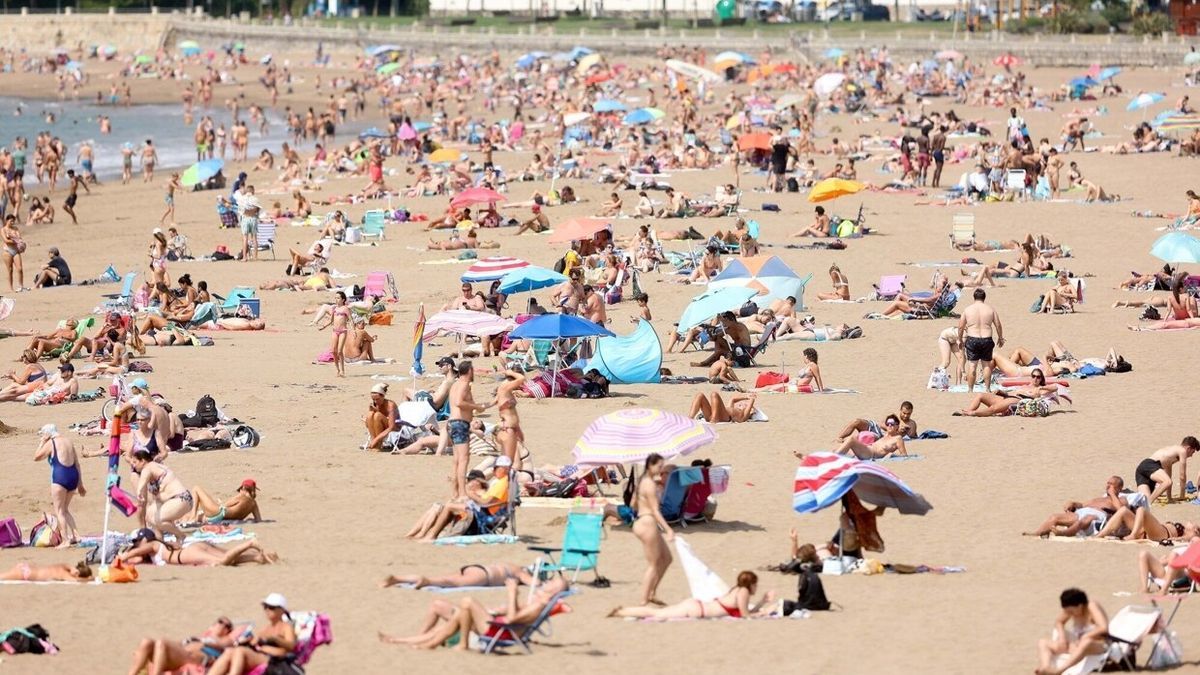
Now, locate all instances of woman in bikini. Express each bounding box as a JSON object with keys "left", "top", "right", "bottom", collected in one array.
[
  {"left": 206, "top": 594, "right": 296, "bottom": 675},
  {"left": 816, "top": 264, "right": 850, "bottom": 301},
  {"left": 127, "top": 617, "right": 239, "bottom": 675},
  {"left": 0, "top": 349, "right": 49, "bottom": 401},
  {"left": 954, "top": 369, "right": 1064, "bottom": 417},
  {"left": 148, "top": 229, "right": 169, "bottom": 287},
  {"left": 630, "top": 454, "right": 674, "bottom": 606},
  {"left": 492, "top": 368, "right": 526, "bottom": 471},
  {"left": 688, "top": 391, "right": 759, "bottom": 422},
  {"left": 317, "top": 291, "right": 350, "bottom": 377},
  {"left": 119, "top": 528, "right": 277, "bottom": 567},
  {"left": 187, "top": 479, "right": 261, "bottom": 524},
  {"left": 1, "top": 214, "right": 26, "bottom": 292},
  {"left": 131, "top": 448, "right": 192, "bottom": 542},
  {"left": 33, "top": 424, "right": 84, "bottom": 547},
  {"left": 1038, "top": 272, "right": 1078, "bottom": 313},
  {"left": 380, "top": 562, "right": 536, "bottom": 590},
  {"left": 0, "top": 560, "right": 92, "bottom": 582},
  {"left": 609, "top": 571, "right": 774, "bottom": 619},
  {"left": 1114, "top": 276, "right": 1197, "bottom": 319}
]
